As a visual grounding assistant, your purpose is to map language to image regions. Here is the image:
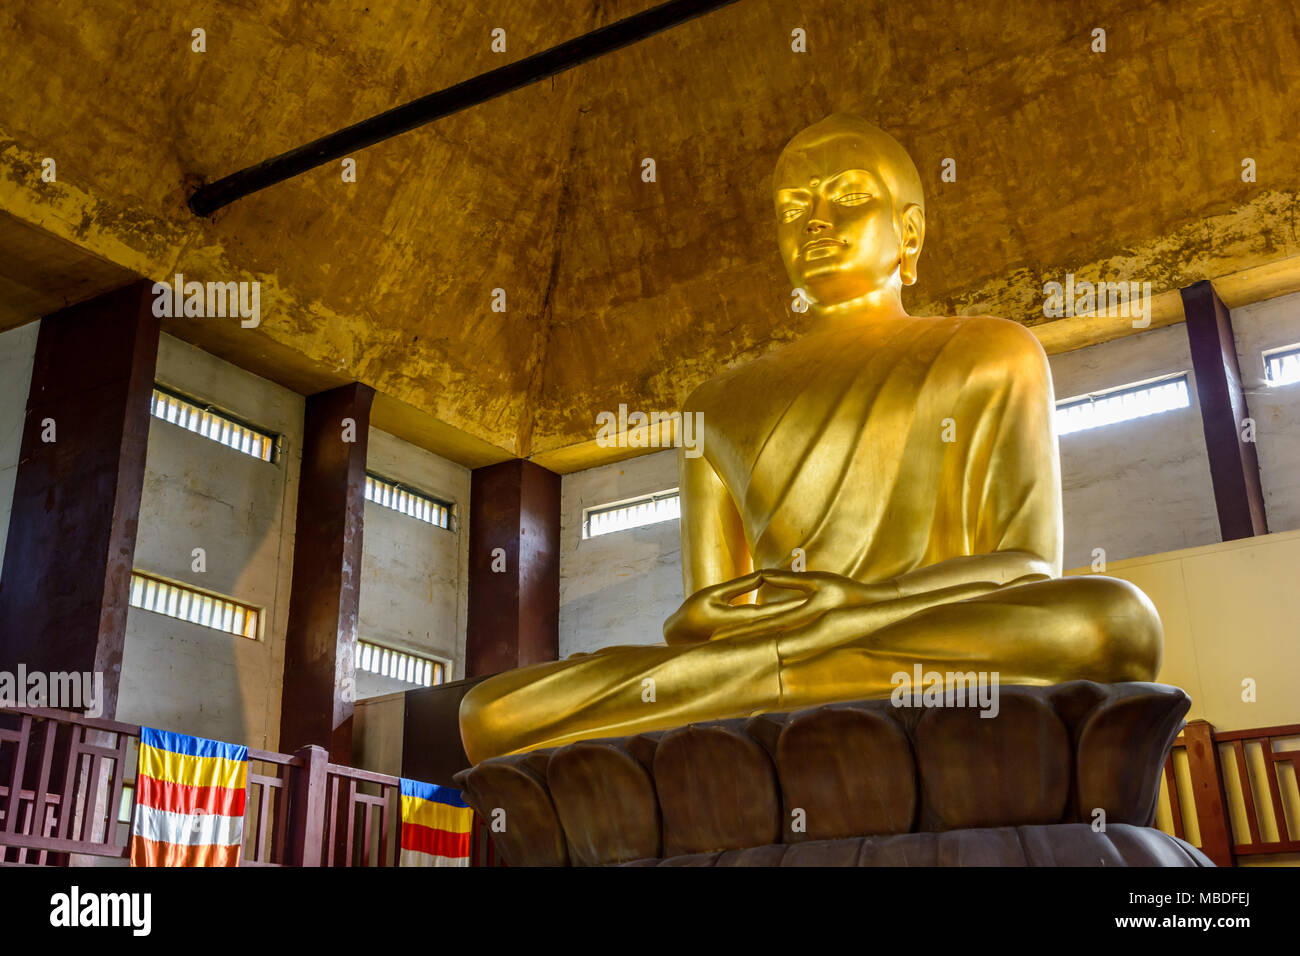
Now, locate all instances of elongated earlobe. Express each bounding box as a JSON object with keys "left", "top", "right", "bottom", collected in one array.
[{"left": 898, "top": 203, "right": 926, "bottom": 286}]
